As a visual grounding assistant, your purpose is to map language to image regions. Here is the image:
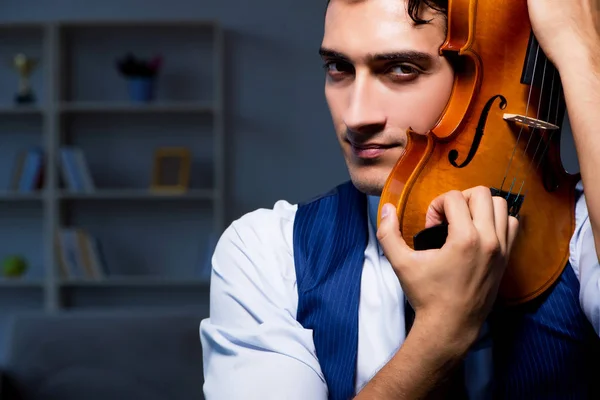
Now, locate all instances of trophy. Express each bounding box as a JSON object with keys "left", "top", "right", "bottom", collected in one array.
[{"left": 11, "top": 53, "right": 39, "bottom": 104}]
